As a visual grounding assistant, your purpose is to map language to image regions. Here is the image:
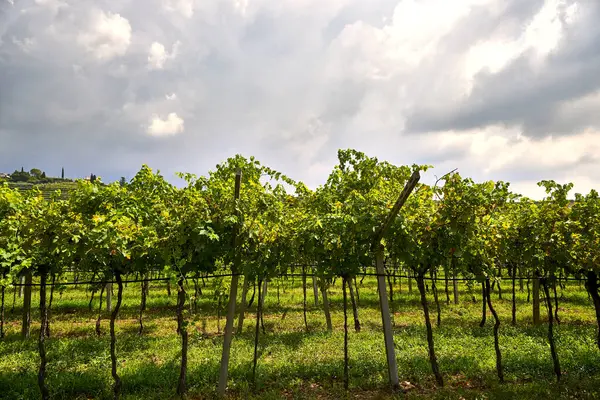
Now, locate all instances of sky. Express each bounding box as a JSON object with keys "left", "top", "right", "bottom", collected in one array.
[{"left": 1, "top": 0, "right": 599, "bottom": 199}]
